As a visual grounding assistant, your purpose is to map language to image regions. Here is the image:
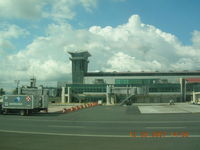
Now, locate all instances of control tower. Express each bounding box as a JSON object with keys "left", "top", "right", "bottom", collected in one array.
[{"left": 68, "top": 51, "right": 91, "bottom": 84}]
